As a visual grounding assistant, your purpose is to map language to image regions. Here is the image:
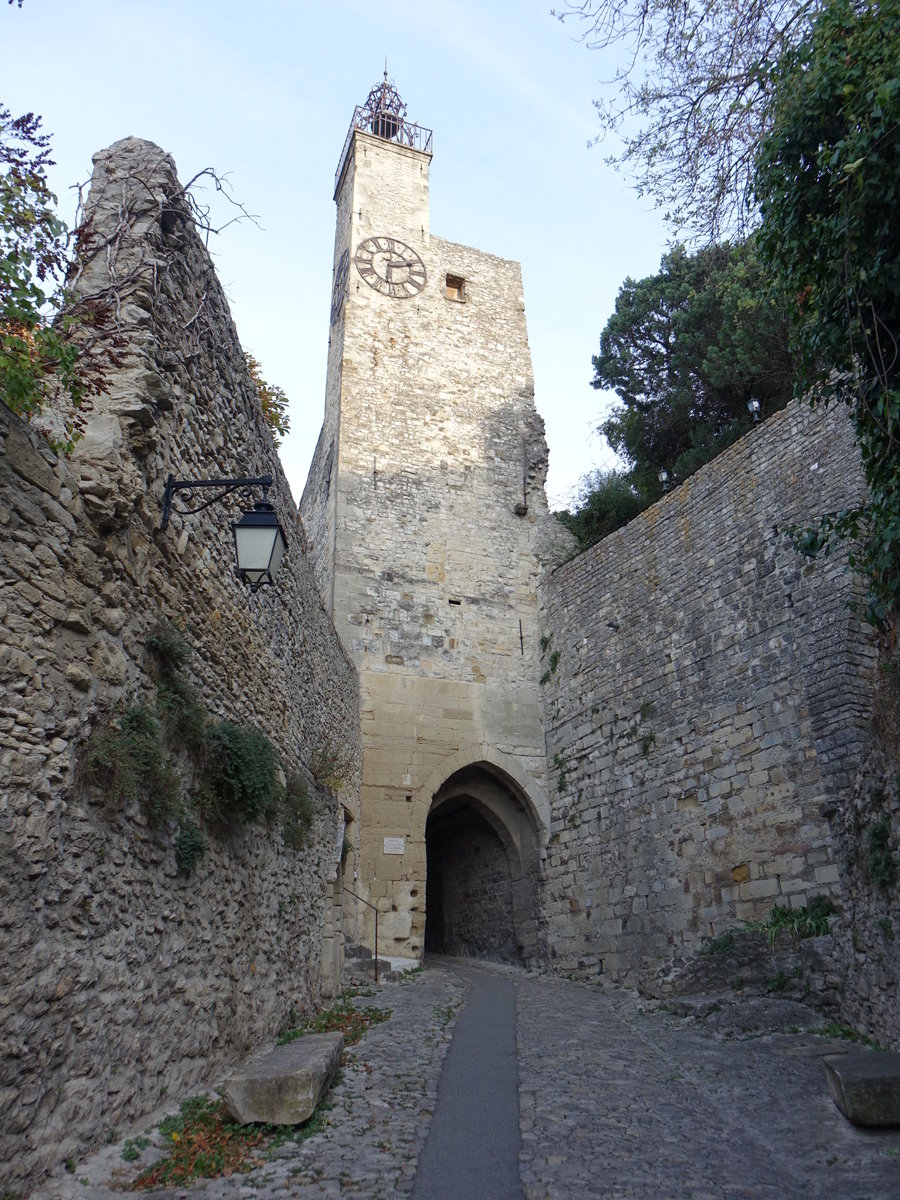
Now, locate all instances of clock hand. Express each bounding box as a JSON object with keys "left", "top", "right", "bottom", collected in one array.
[{"left": 384, "top": 256, "right": 408, "bottom": 281}]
